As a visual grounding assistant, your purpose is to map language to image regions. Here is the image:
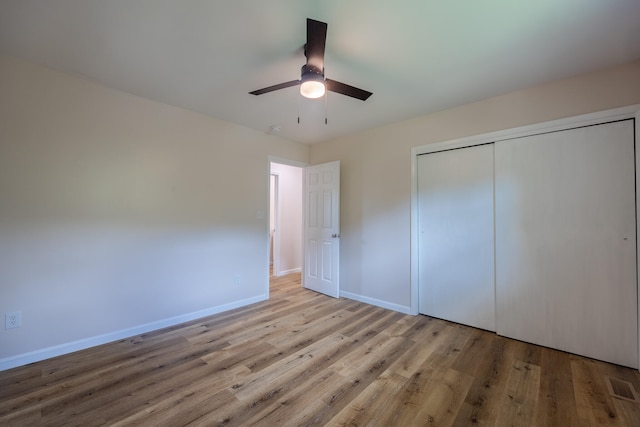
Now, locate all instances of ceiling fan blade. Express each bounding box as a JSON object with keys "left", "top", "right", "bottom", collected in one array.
[
  {"left": 249, "top": 80, "right": 300, "bottom": 96},
  {"left": 325, "top": 79, "right": 373, "bottom": 101},
  {"left": 305, "top": 18, "right": 327, "bottom": 72}
]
